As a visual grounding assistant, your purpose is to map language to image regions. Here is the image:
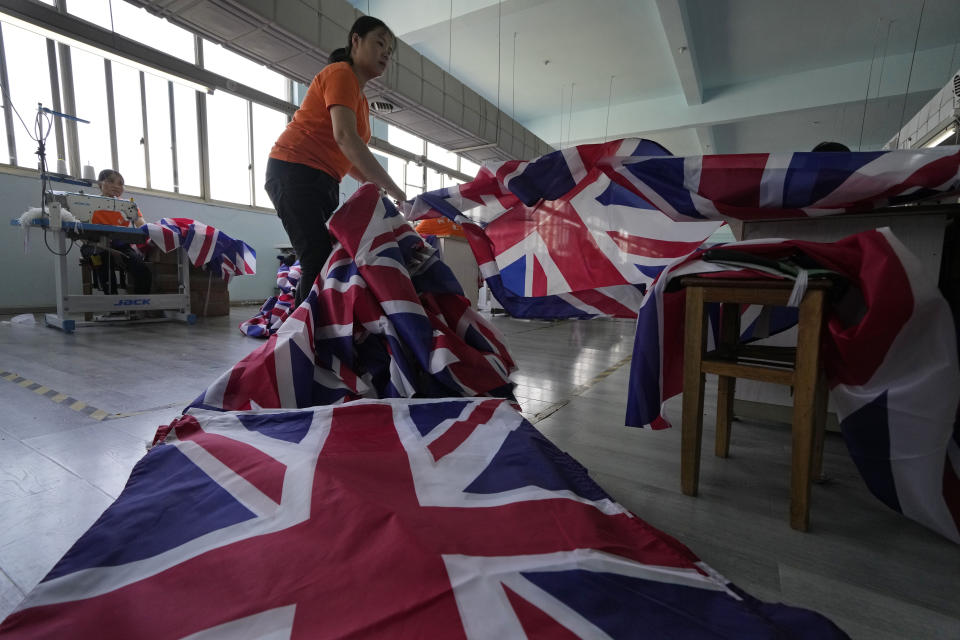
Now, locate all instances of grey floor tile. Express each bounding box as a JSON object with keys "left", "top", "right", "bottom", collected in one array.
[
  {"left": 0, "top": 569, "right": 23, "bottom": 624},
  {"left": 0, "top": 434, "right": 78, "bottom": 502},
  {"left": 0, "top": 480, "right": 112, "bottom": 593},
  {"left": 21, "top": 425, "right": 147, "bottom": 499}
]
